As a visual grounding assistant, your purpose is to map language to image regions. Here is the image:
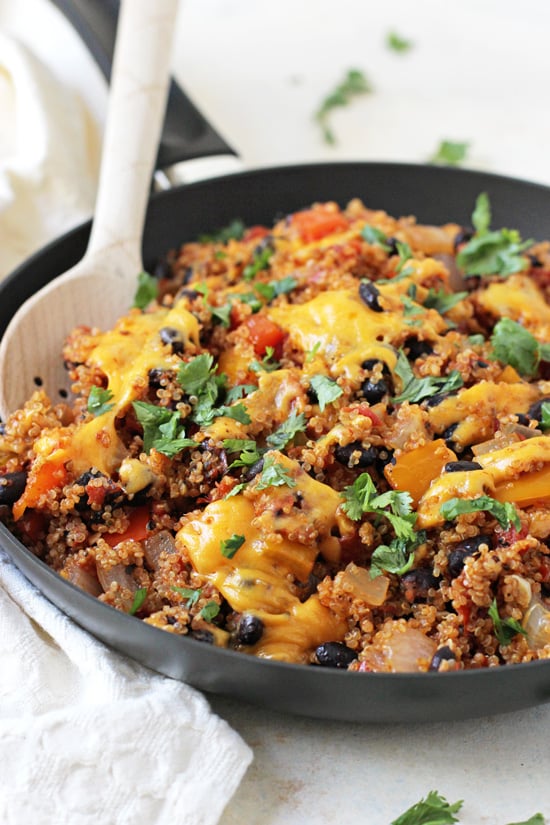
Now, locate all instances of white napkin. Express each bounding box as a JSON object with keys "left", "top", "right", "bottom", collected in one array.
[{"left": 0, "top": 31, "right": 252, "bottom": 825}]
